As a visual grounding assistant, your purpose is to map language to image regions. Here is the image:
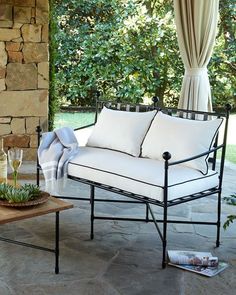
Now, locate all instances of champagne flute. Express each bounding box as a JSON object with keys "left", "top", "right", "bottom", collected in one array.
[{"left": 8, "top": 148, "right": 23, "bottom": 187}]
